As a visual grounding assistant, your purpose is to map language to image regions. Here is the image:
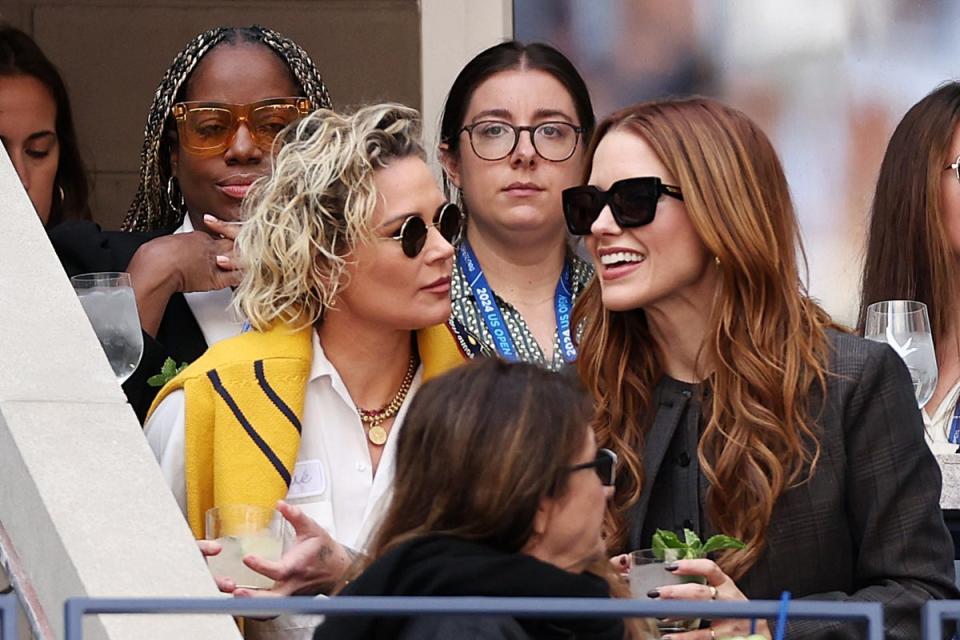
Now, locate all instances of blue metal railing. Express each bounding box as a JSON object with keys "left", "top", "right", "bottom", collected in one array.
[
  {"left": 64, "top": 595, "right": 884, "bottom": 640},
  {"left": 0, "top": 595, "right": 17, "bottom": 640},
  {"left": 923, "top": 600, "right": 960, "bottom": 640}
]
